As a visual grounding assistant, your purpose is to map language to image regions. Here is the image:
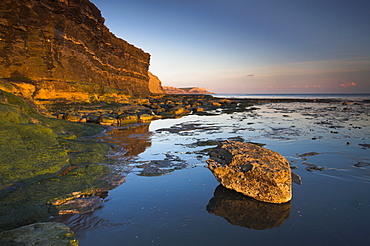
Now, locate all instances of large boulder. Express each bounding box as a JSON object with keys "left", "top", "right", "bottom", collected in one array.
[{"left": 207, "top": 141, "right": 292, "bottom": 203}]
